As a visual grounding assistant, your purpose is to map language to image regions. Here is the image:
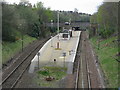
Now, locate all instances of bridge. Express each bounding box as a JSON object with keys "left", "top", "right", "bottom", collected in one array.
[{"left": 46, "top": 22, "right": 90, "bottom": 29}]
